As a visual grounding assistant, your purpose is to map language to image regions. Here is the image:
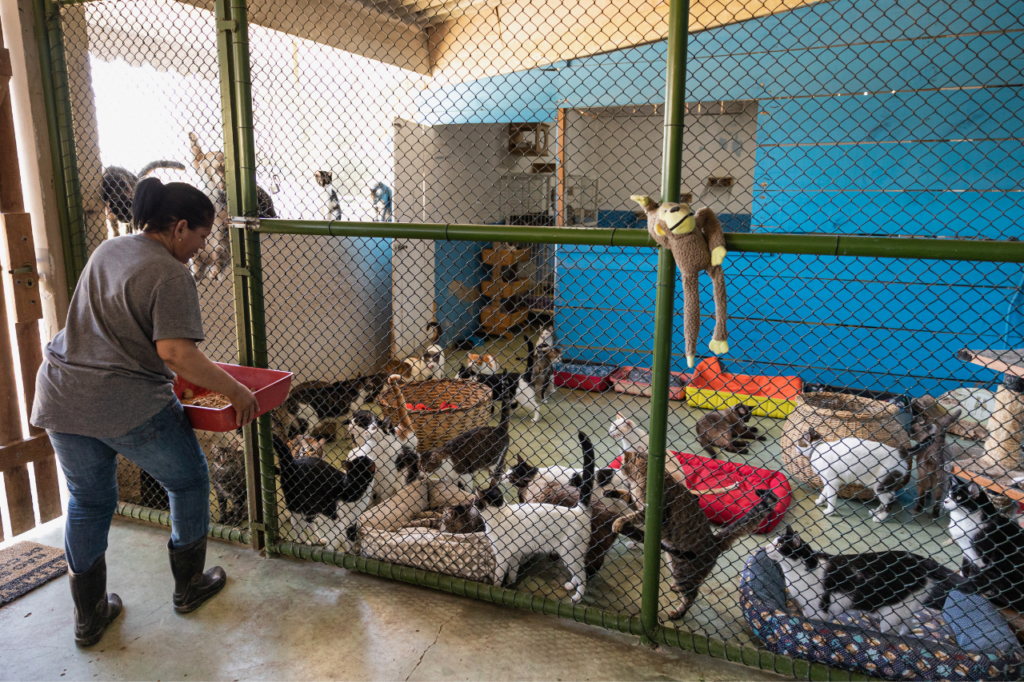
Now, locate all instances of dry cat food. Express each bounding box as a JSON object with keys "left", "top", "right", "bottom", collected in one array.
[{"left": 181, "top": 390, "right": 232, "bottom": 409}]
